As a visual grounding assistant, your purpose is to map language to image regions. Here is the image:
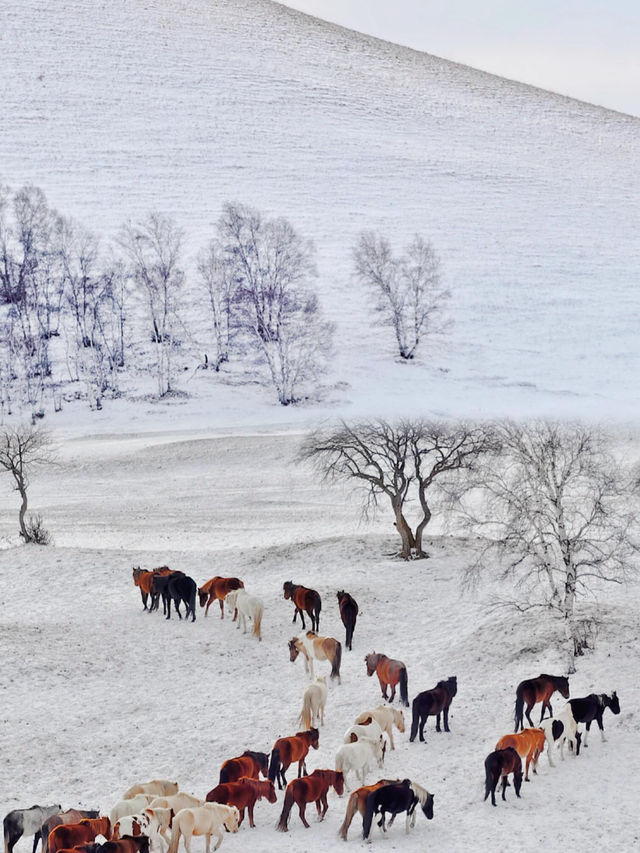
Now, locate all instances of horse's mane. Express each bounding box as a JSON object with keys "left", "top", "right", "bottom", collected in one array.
[{"left": 409, "top": 780, "right": 431, "bottom": 806}]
